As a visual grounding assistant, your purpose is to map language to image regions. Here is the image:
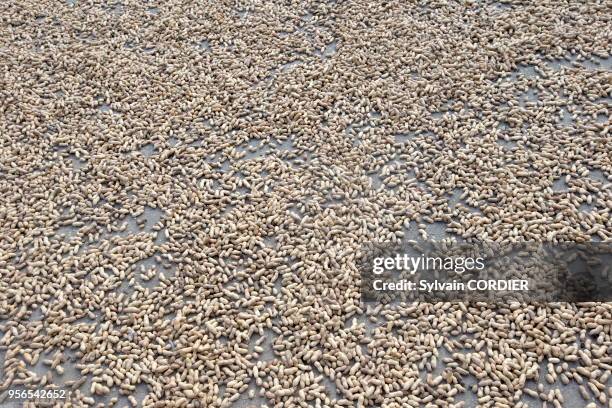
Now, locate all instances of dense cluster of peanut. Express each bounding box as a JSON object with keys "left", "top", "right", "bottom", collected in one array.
[{"left": 0, "top": 0, "right": 610, "bottom": 407}]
